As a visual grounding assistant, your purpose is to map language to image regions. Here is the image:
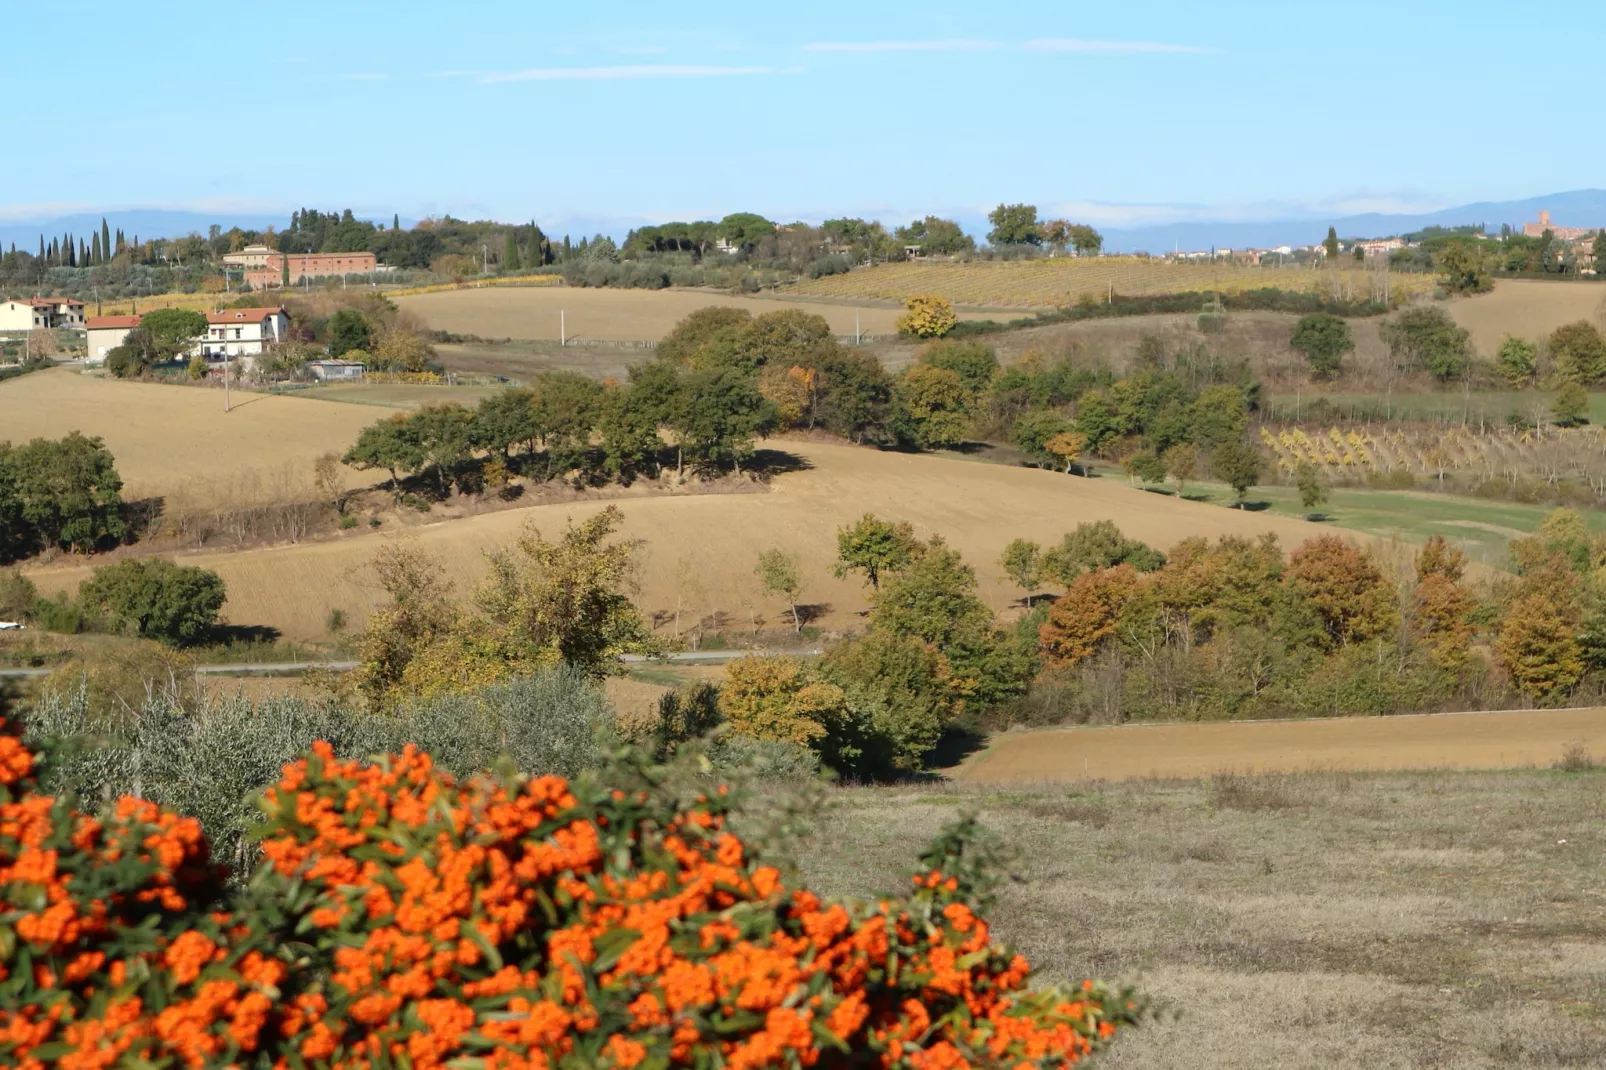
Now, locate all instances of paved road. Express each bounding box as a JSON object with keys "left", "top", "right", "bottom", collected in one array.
[{"left": 0, "top": 649, "right": 822, "bottom": 680}]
